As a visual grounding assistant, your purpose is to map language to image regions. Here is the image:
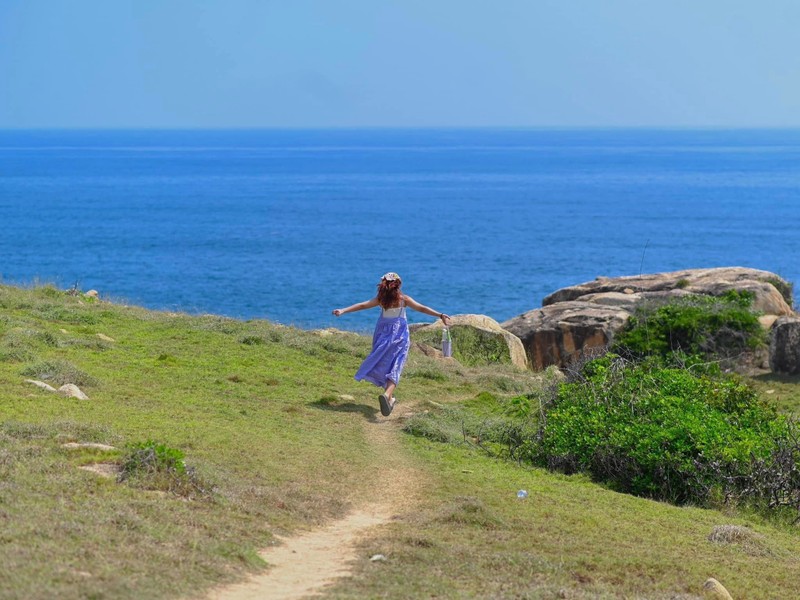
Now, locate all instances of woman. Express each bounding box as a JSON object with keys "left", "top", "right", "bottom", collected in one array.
[{"left": 333, "top": 272, "right": 451, "bottom": 416}]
